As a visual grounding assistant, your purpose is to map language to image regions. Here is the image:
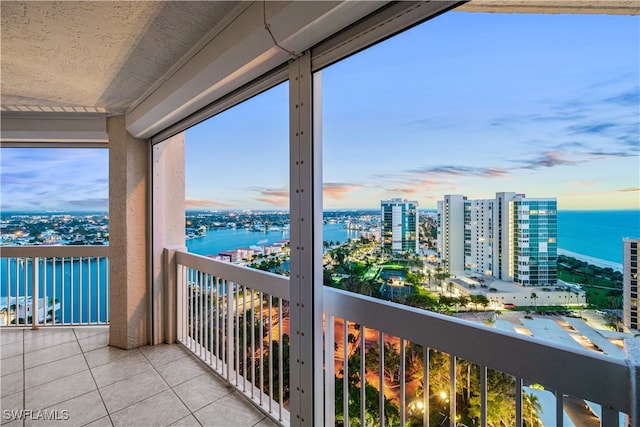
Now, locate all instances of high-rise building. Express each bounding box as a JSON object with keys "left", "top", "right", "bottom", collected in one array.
[
  {"left": 437, "top": 192, "right": 557, "bottom": 286},
  {"left": 436, "top": 195, "right": 466, "bottom": 272},
  {"left": 623, "top": 238, "right": 639, "bottom": 331},
  {"left": 381, "top": 198, "right": 419, "bottom": 254}
]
